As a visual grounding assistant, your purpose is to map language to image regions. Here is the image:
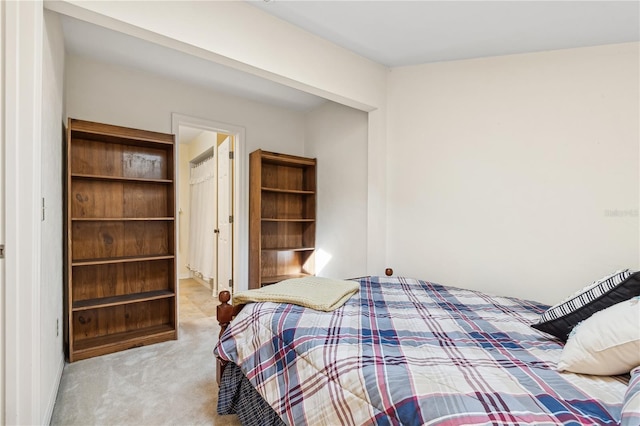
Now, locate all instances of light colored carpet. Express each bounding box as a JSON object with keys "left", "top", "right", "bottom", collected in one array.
[{"left": 50, "top": 317, "right": 241, "bottom": 426}]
